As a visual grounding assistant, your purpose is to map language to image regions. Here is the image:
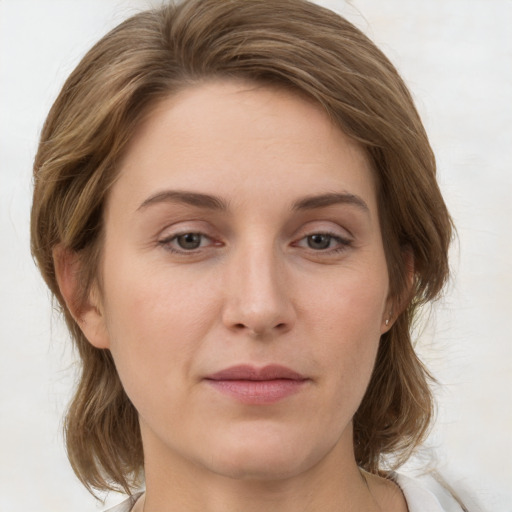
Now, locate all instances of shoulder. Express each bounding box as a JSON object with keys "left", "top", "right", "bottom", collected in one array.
[
  {"left": 393, "top": 472, "right": 467, "bottom": 512},
  {"left": 103, "top": 492, "right": 144, "bottom": 512}
]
